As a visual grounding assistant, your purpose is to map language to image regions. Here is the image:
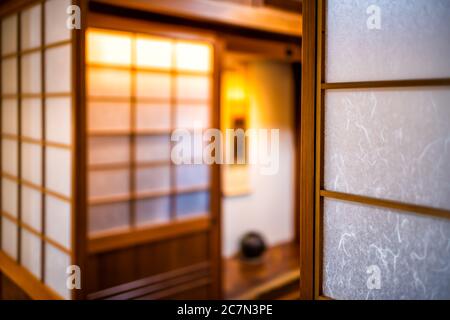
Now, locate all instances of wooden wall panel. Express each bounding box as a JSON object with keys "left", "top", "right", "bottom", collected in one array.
[{"left": 86, "top": 231, "right": 209, "bottom": 296}]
